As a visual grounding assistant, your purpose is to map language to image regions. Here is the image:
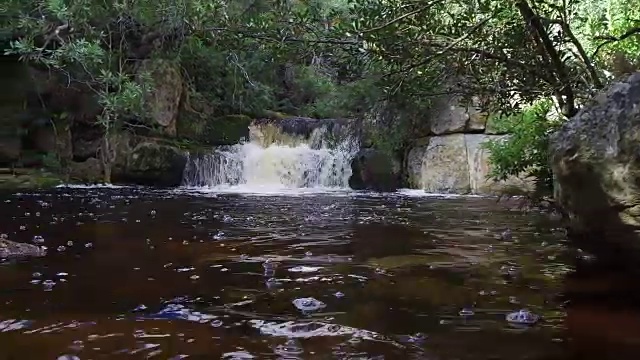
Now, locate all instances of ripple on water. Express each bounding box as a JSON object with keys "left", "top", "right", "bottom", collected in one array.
[{"left": 0, "top": 188, "right": 570, "bottom": 359}]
